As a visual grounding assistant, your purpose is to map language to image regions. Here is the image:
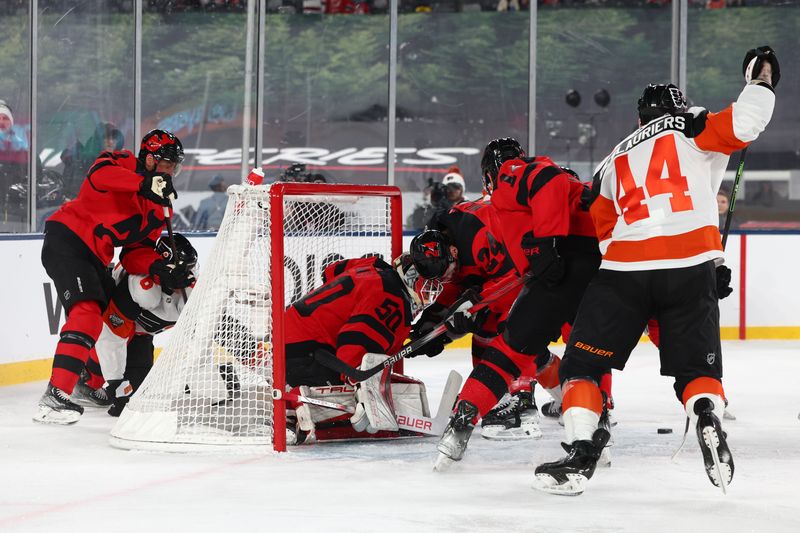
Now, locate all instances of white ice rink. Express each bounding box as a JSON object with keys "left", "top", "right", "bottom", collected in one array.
[{"left": 1, "top": 341, "right": 799, "bottom": 533}]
